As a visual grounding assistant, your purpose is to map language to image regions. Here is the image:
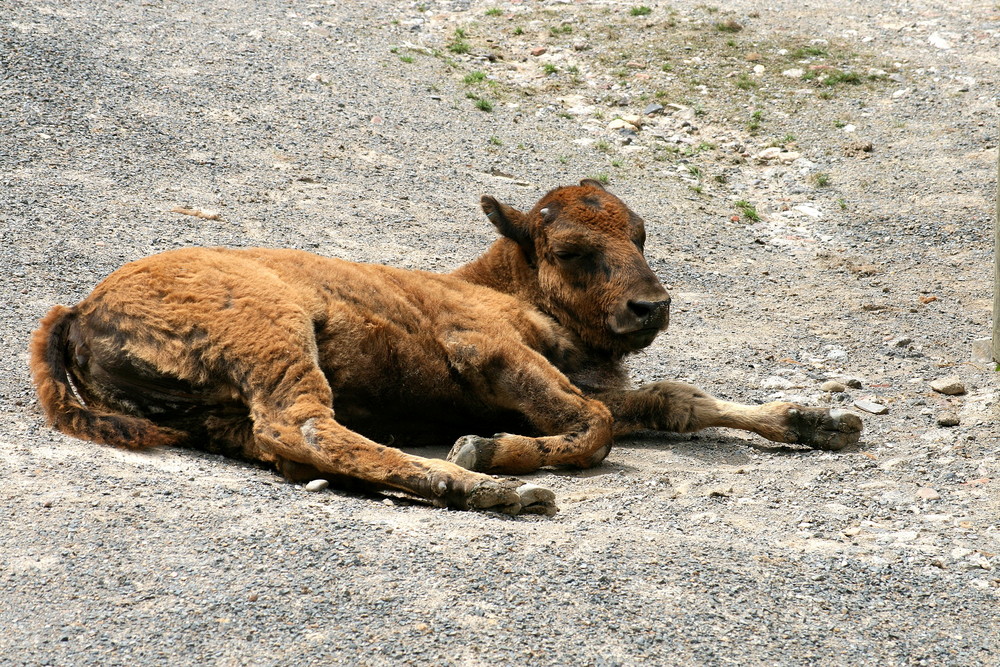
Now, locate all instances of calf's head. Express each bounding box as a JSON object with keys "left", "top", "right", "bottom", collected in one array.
[{"left": 482, "top": 179, "right": 670, "bottom": 357}]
